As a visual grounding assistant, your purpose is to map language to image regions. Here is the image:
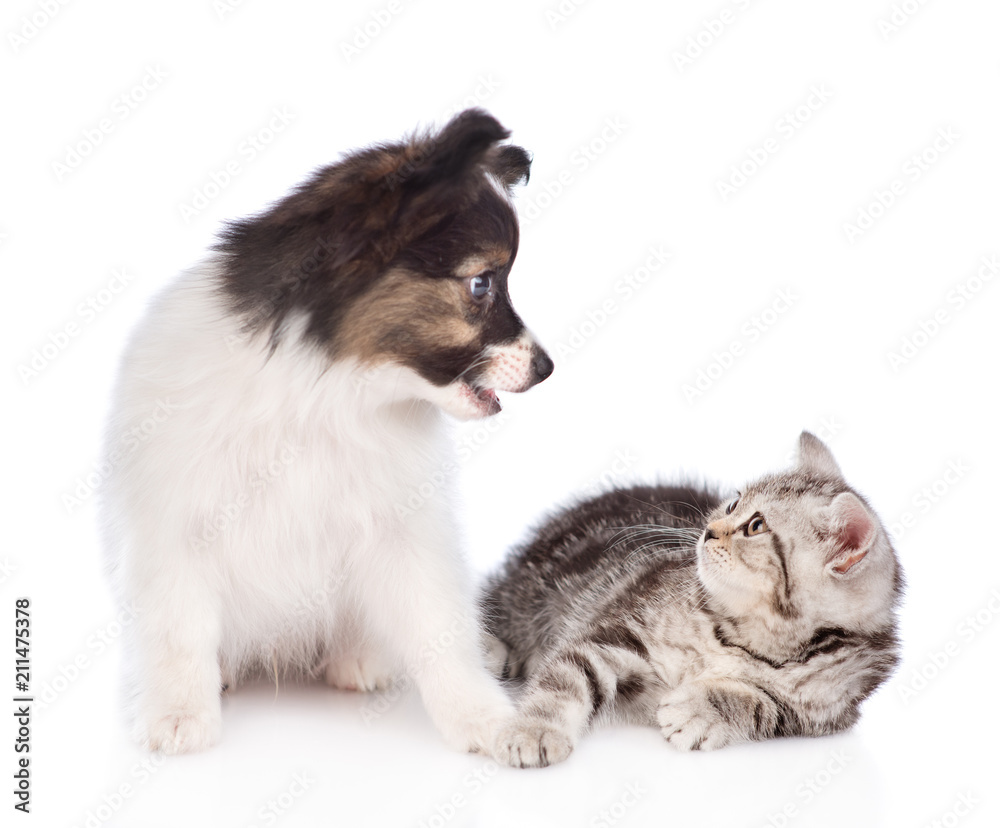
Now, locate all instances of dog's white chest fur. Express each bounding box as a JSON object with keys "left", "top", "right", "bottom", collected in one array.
[
  {"left": 104, "top": 268, "right": 506, "bottom": 752},
  {"left": 101, "top": 108, "right": 551, "bottom": 756}
]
